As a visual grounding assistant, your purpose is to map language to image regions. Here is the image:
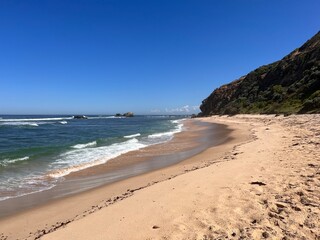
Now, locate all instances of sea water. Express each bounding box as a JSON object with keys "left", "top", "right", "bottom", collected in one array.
[{"left": 0, "top": 115, "right": 185, "bottom": 201}]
